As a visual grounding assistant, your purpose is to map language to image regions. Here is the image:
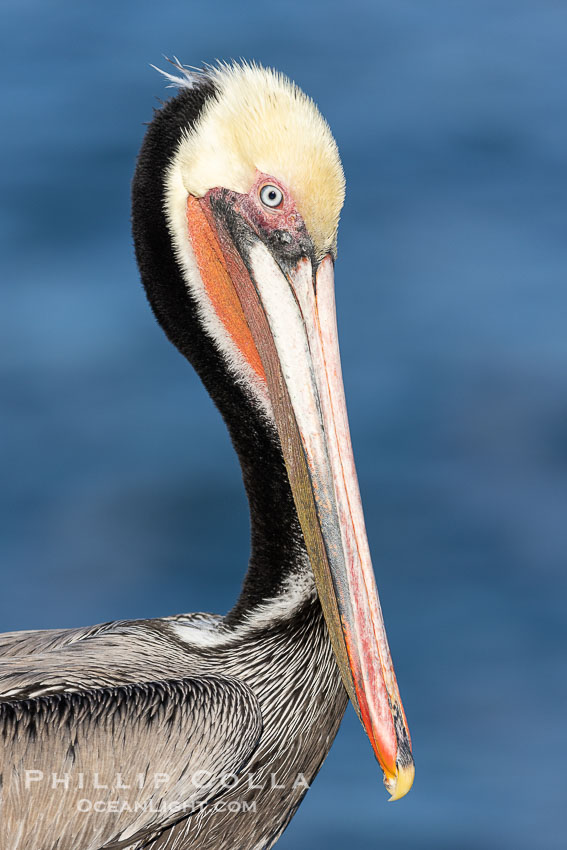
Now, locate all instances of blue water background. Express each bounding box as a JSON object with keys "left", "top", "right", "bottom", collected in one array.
[{"left": 1, "top": 2, "right": 566, "bottom": 847}]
